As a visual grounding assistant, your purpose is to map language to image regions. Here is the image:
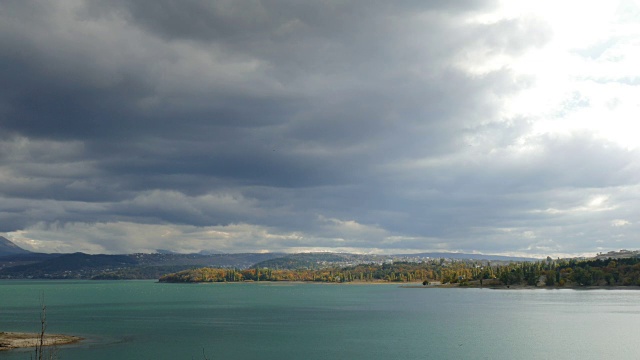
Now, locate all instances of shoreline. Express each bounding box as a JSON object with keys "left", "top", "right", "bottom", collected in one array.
[
  {"left": 160, "top": 279, "right": 640, "bottom": 289},
  {"left": 0, "top": 332, "right": 82, "bottom": 351},
  {"left": 400, "top": 284, "right": 640, "bottom": 290}
]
